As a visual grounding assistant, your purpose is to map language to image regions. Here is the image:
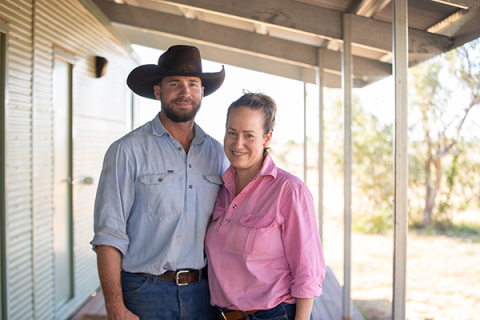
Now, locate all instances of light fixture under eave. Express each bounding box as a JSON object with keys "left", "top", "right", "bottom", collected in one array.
[{"left": 95, "top": 56, "right": 108, "bottom": 78}]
